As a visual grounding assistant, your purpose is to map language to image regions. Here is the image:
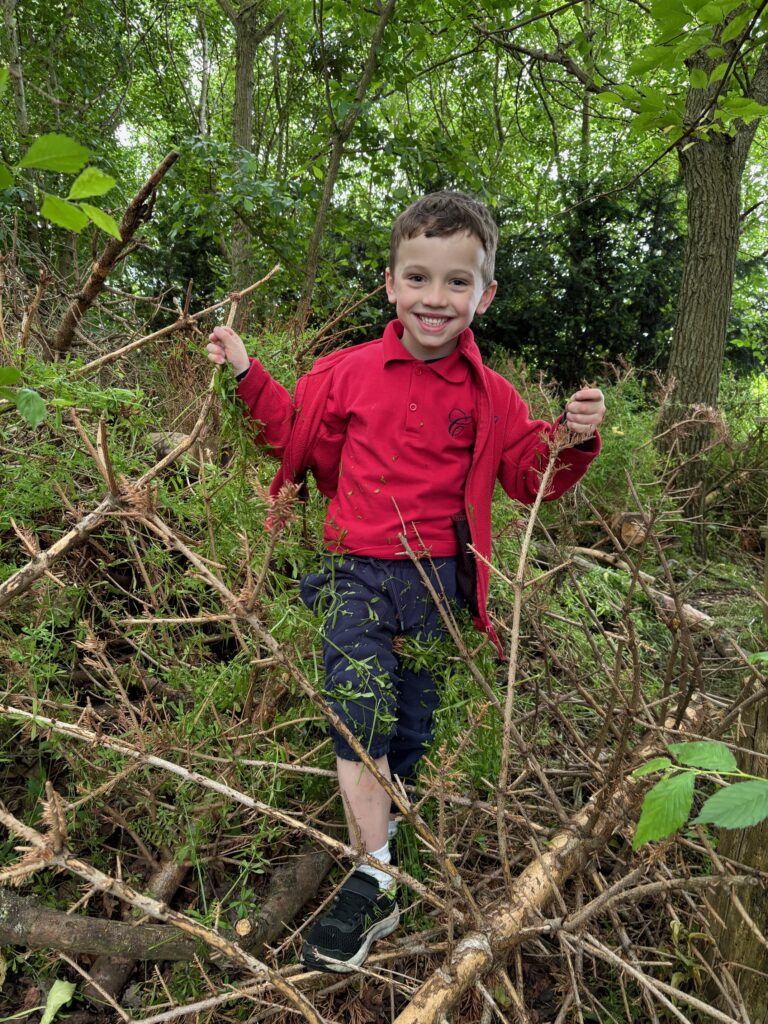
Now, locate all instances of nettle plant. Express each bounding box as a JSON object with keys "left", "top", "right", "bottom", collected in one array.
[{"left": 633, "top": 732, "right": 768, "bottom": 849}]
